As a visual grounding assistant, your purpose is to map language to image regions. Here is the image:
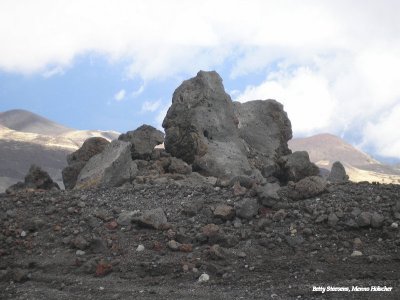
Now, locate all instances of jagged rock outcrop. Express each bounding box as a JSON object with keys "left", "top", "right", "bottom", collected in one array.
[
  {"left": 277, "top": 151, "right": 319, "bottom": 183},
  {"left": 62, "top": 137, "right": 110, "bottom": 189},
  {"left": 75, "top": 140, "right": 137, "bottom": 189},
  {"left": 118, "top": 125, "right": 164, "bottom": 160},
  {"left": 233, "top": 100, "right": 292, "bottom": 174},
  {"left": 162, "top": 71, "right": 295, "bottom": 182},
  {"left": 6, "top": 165, "right": 59, "bottom": 193},
  {"left": 162, "top": 71, "right": 253, "bottom": 179},
  {"left": 328, "top": 161, "right": 349, "bottom": 183}
]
